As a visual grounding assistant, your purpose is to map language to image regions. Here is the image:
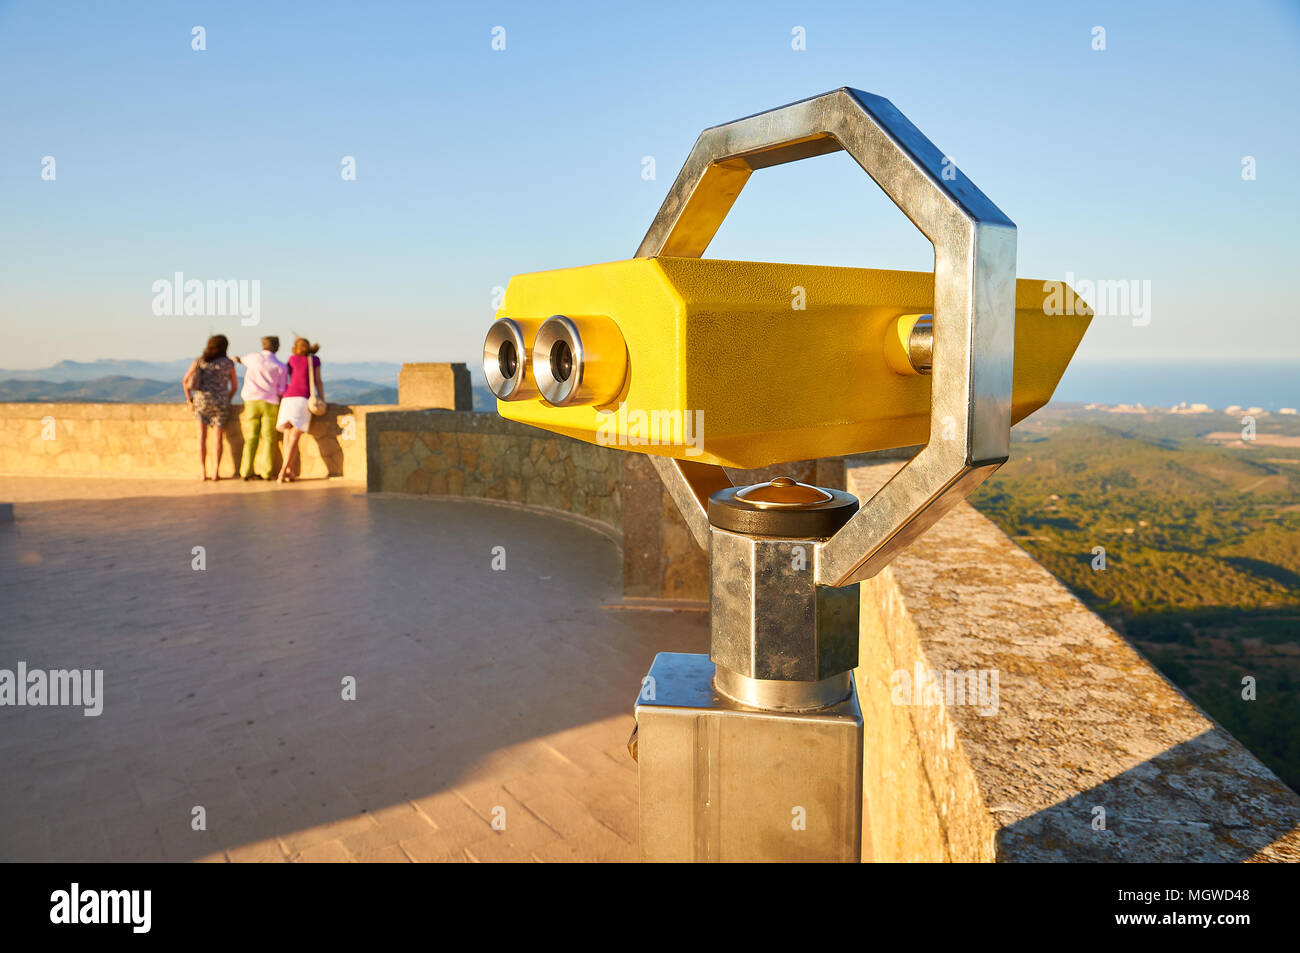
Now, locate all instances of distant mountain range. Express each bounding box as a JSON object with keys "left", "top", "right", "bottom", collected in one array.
[
  {"left": 0, "top": 375, "right": 399, "bottom": 405},
  {"left": 0, "top": 358, "right": 403, "bottom": 384},
  {"left": 0, "top": 357, "right": 501, "bottom": 407}
]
